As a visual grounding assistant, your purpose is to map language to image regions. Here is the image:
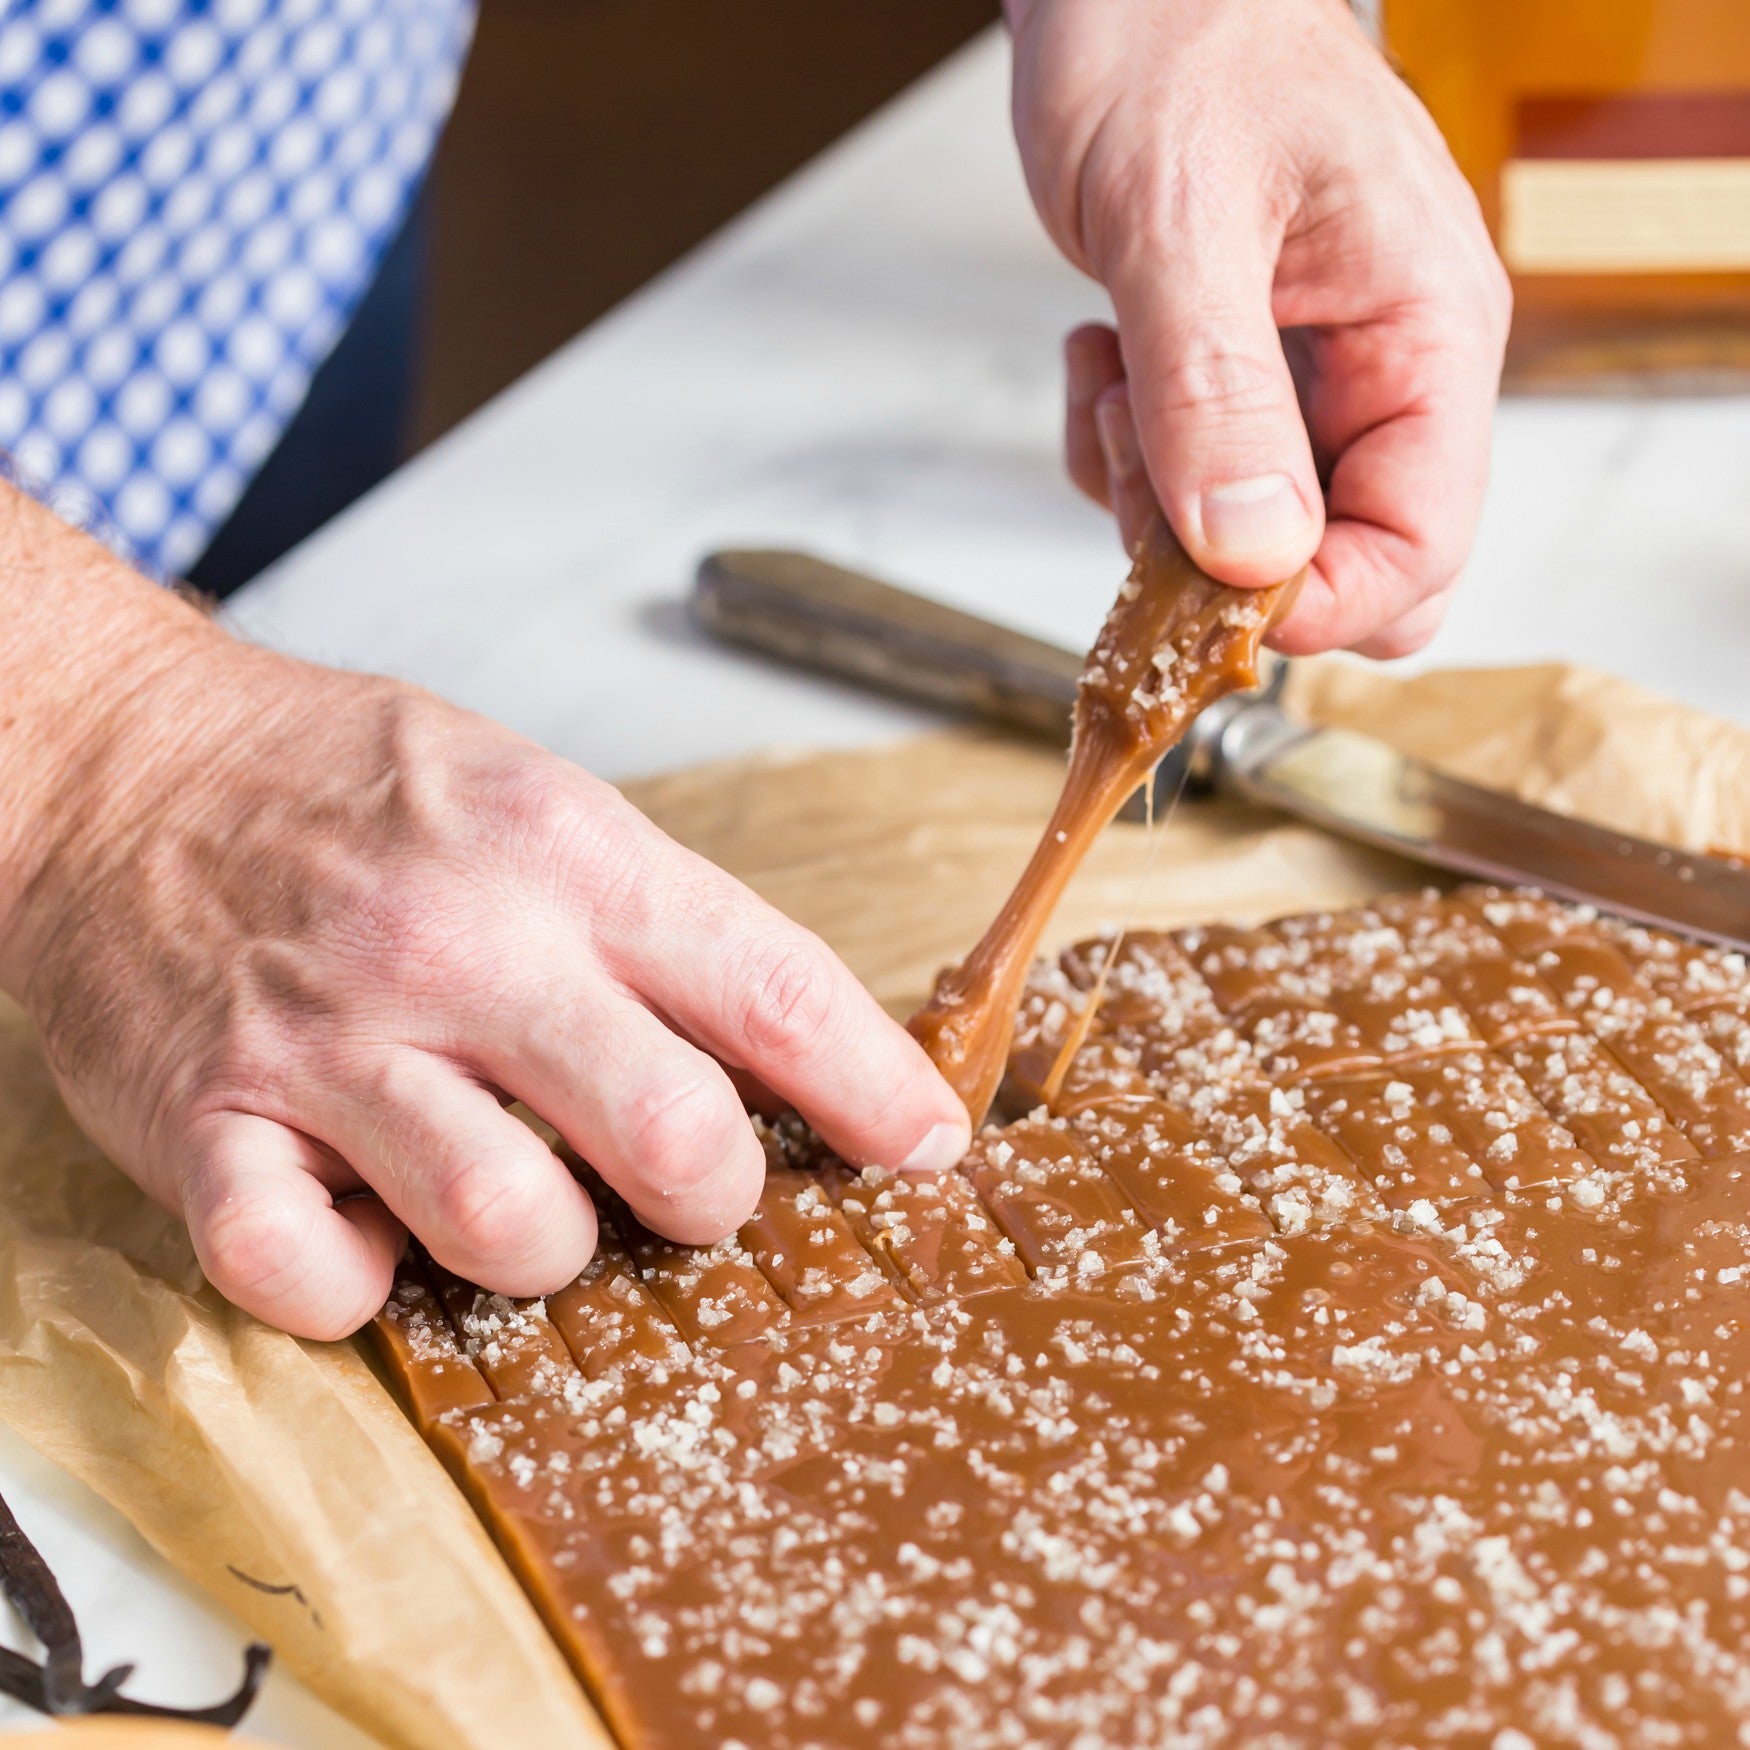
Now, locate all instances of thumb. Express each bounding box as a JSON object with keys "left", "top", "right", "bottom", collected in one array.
[{"left": 1106, "top": 235, "right": 1323, "bottom": 586}]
